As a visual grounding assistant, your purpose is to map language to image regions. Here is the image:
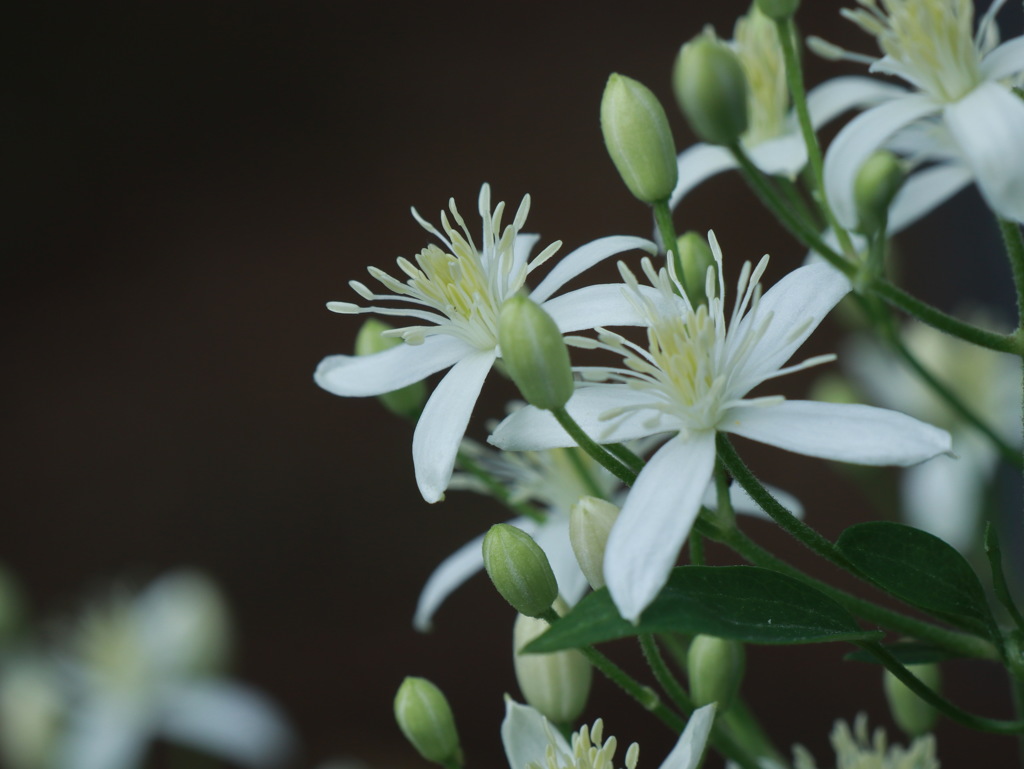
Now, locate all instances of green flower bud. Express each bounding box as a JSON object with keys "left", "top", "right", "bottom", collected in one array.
[
  {"left": 482, "top": 524, "right": 558, "bottom": 618},
  {"left": 854, "top": 151, "right": 905, "bottom": 235},
  {"left": 755, "top": 0, "right": 800, "bottom": 20},
  {"left": 687, "top": 634, "right": 746, "bottom": 711},
  {"left": 569, "top": 496, "right": 620, "bottom": 590},
  {"left": 884, "top": 664, "right": 940, "bottom": 737},
  {"left": 513, "top": 598, "right": 592, "bottom": 725},
  {"left": 601, "top": 73, "right": 679, "bottom": 204},
  {"left": 356, "top": 319, "right": 427, "bottom": 419},
  {"left": 673, "top": 32, "right": 749, "bottom": 146},
  {"left": 674, "top": 231, "right": 717, "bottom": 305},
  {"left": 498, "top": 294, "right": 574, "bottom": 411},
  {"left": 394, "top": 677, "right": 462, "bottom": 766}
]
